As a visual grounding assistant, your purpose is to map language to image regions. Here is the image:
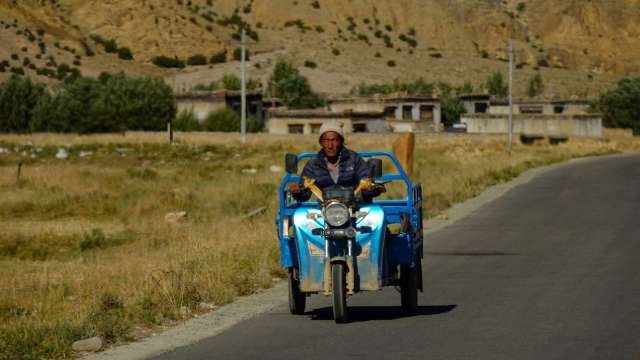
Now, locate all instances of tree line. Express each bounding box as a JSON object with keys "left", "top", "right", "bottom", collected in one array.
[{"left": 0, "top": 73, "right": 175, "bottom": 133}]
